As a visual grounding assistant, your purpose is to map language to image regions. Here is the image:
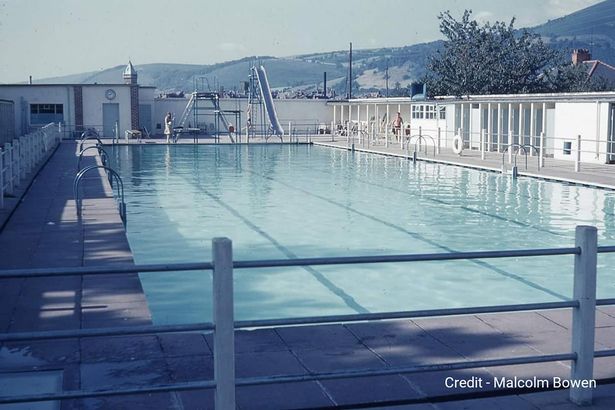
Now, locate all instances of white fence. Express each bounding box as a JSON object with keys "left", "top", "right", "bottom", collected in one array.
[
  {"left": 0, "top": 123, "right": 62, "bottom": 208},
  {"left": 332, "top": 122, "right": 615, "bottom": 172}
]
